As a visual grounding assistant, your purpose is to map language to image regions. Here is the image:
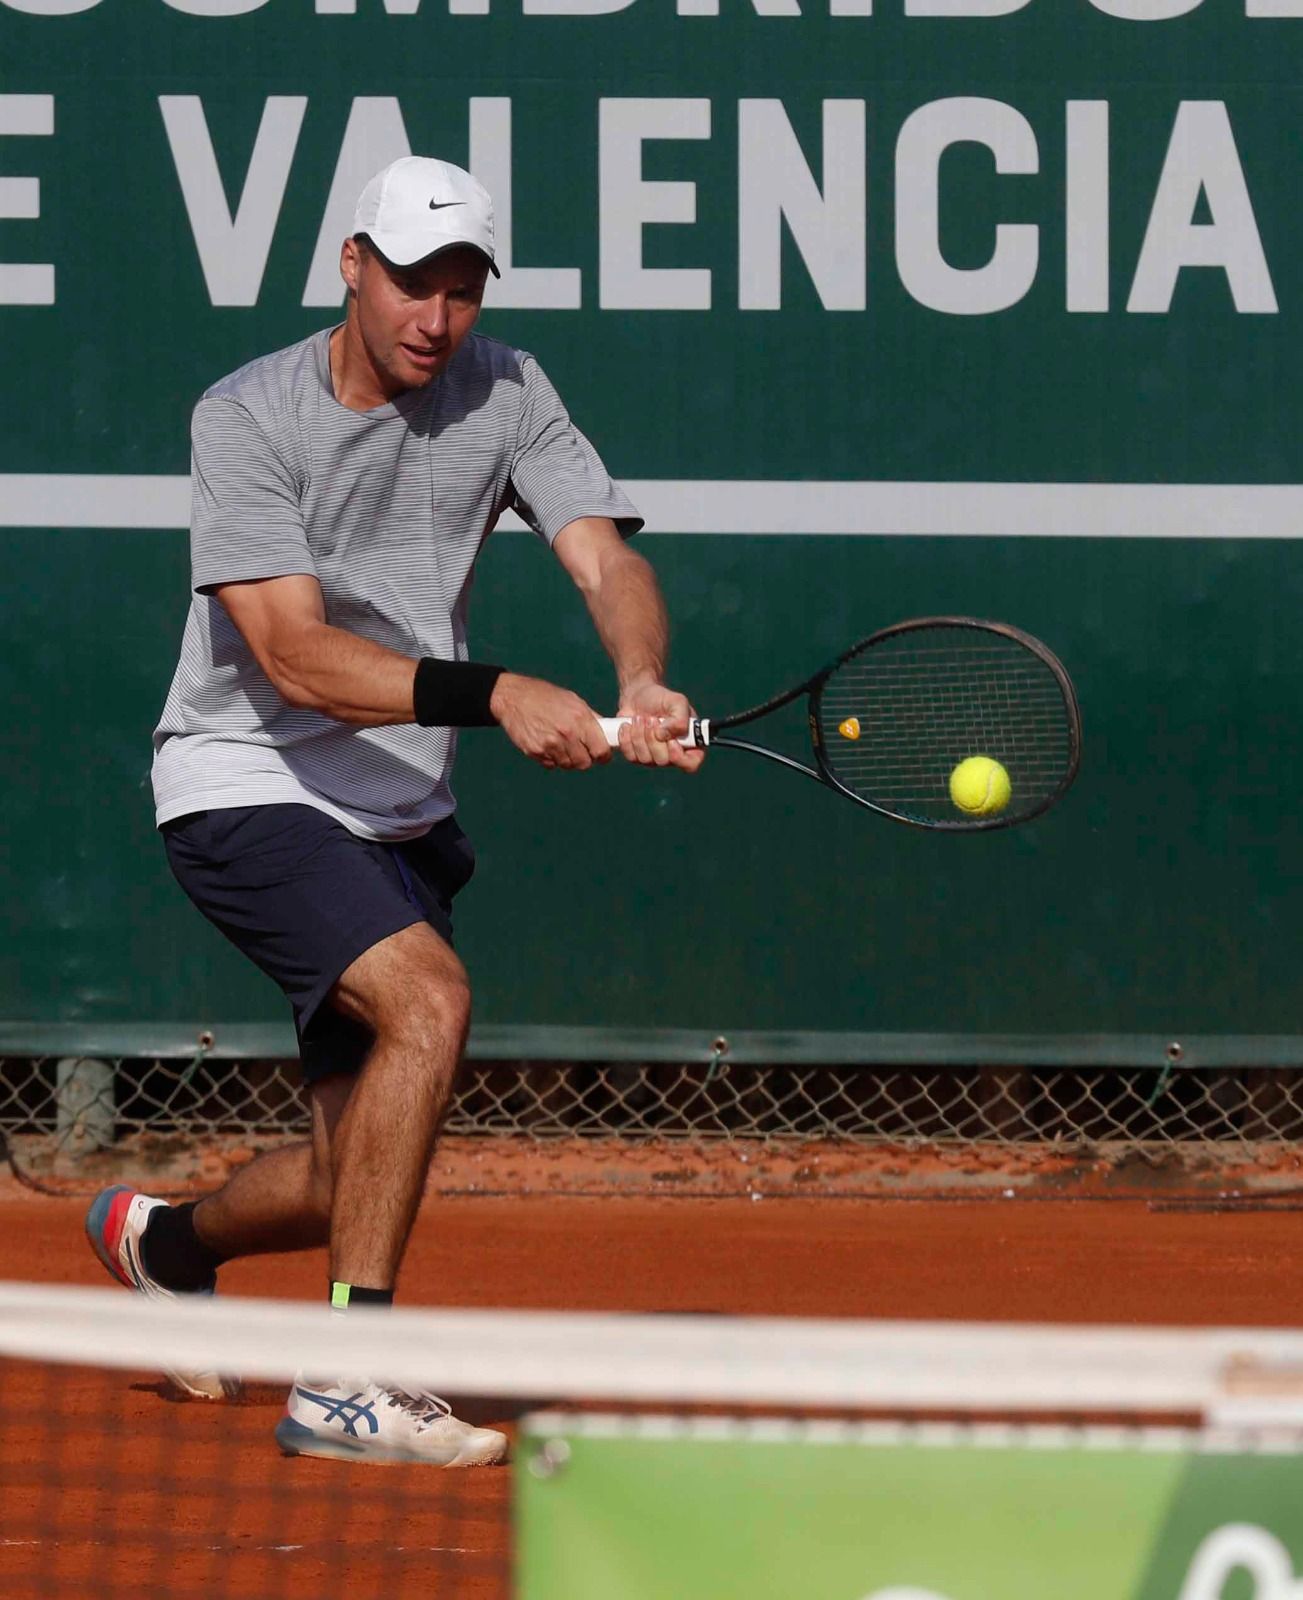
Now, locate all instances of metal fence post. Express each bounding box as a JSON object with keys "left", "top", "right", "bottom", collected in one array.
[{"left": 55, "top": 1058, "right": 115, "bottom": 1156}]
